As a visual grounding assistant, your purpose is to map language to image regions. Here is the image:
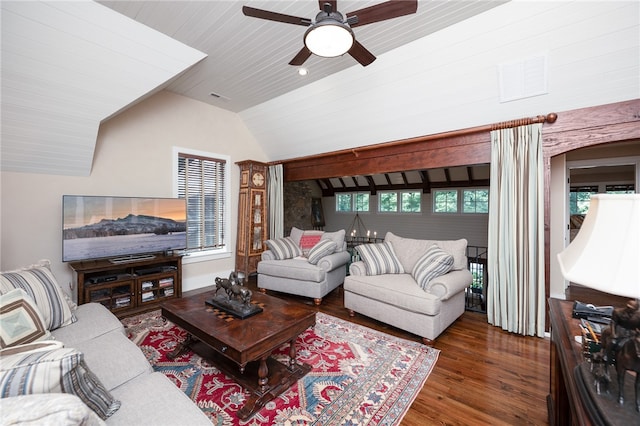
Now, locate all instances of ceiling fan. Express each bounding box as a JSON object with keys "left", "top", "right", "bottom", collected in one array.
[{"left": 242, "top": 1, "right": 418, "bottom": 66}]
